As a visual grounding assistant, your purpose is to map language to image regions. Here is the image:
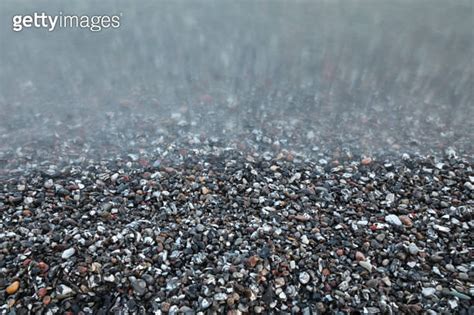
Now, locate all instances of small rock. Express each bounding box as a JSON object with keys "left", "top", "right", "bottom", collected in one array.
[
  {"left": 407, "top": 261, "right": 417, "bottom": 268},
  {"left": 6, "top": 281, "right": 20, "bottom": 294},
  {"left": 196, "top": 224, "right": 205, "bottom": 232},
  {"left": 376, "top": 234, "right": 386, "bottom": 242},
  {"left": 448, "top": 300, "right": 458, "bottom": 309},
  {"left": 248, "top": 255, "right": 259, "bottom": 267},
  {"left": 355, "top": 251, "right": 366, "bottom": 261},
  {"left": 214, "top": 293, "right": 228, "bottom": 302},
  {"left": 43, "top": 295, "right": 52, "bottom": 305},
  {"left": 38, "top": 261, "right": 49, "bottom": 272},
  {"left": 381, "top": 276, "right": 392, "bottom": 286},
  {"left": 385, "top": 193, "right": 395, "bottom": 203},
  {"left": 200, "top": 298, "right": 211, "bottom": 310},
  {"left": 385, "top": 215, "right": 402, "bottom": 226},
  {"left": 301, "top": 235, "right": 310, "bottom": 245},
  {"left": 44, "top": 179, "right": 54, "bottom": 189},
  {"left": 278, "top": 291, "right": 287, "bottom": 300},
  {"left": 433, "top": 225, "right": 450, "bottom": 233},
  {"left": 61, "top": 248, "right": 76, "bottom": 259},
  {"left": 294, "top": 214, "right": 310, "bottom": 222},
  {"left": 359, "top": 261, "right": 373, "bottom": 272},
  {"left": 422, "top": 287, "right": 436, "bottom": 297},
  {"left": 448, "top": 290, "right": 471, "bottom": 300},
  {"left": 56, "top": 284, "right": 74, "bottom": 299},
  {"left": 399, "top": 215, "right": 413, "bottom": 227},
  {"left": 458, "top": 273, "right": 469, "bottom": 280},
  {"left": 339, "top": 281, "right": 349, "bottom": 291},
  {"left": 430, "top": 255, "right": 444, "bottom": 263},
  {"left": 361, "top": 157, "right": 372, "bottom": 165},
  {"left": 111, "top": 173, "right": 119, "bottom": 182},
  {"left": 275, "top": 277, "right": 285, "bottom": 288},
  {"left": 161, "top": 302, "right": 171, "bottom": 312},
  {"left": 366, "top": 279, "right": 379, "bottom": 288},
  {"left": 408, "top": 243, "right": 419, "bottom": 255},
  {"left": 299, "top": 271, "right": 310, "bottom": 284},
  {"left": 37, "top": 287, "right": 48, "bottom": 298},
  {"left": 129, "top": 277, "right": 147, "bottom": 296},
  {"left": 464, "top": 182, "right": 474, "bottom": 190}
]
